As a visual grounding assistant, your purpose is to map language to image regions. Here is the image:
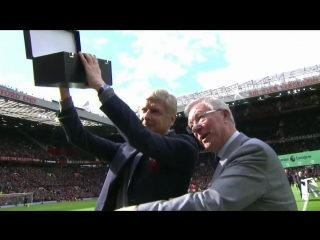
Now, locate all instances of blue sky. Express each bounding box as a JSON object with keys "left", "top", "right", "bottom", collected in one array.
[{"left": 1, "top": 30, "right": 320, "bottom": 111}]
